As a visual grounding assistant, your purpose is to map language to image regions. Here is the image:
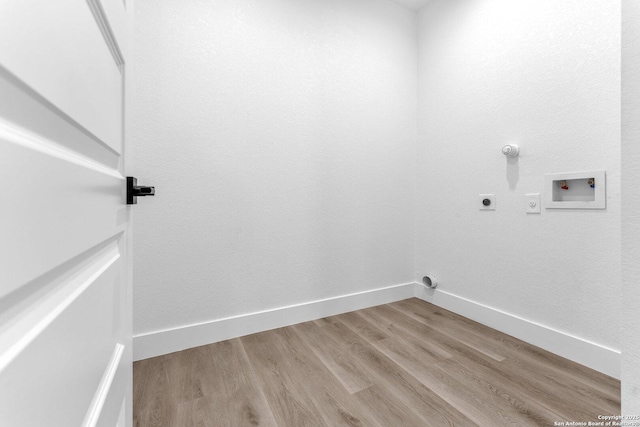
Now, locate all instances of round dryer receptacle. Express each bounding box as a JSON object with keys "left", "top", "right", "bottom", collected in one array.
[{"left": 422, "top": 275, "right": 437, "bottom": 289}]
